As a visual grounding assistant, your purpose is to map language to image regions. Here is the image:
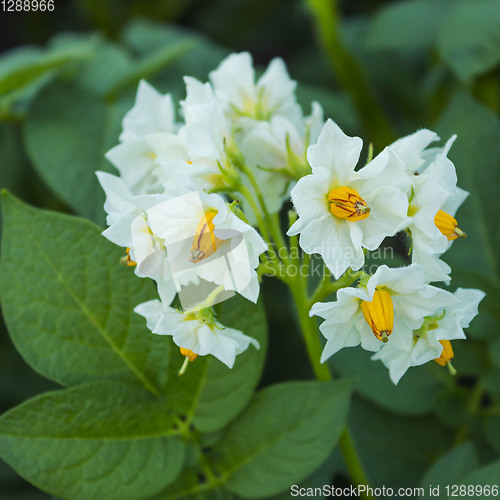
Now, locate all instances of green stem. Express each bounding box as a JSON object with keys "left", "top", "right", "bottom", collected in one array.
[
  {"left": 240, "top": 164, "right": 291, "bottom": 267},
  {"left": 302, "top": 252, "right": 311, "bottom": 280},
  {"left": 339, "top": 429, "right": 373, "bottom": 498},
  {"left": 308, "top": 268, "right": 363, "bottom": 308},
  {"left": 290, "top": 279, "right": 331, "bottom": 381},
  {"left": 304, "top": 0, "right": 396, "bottom": 149},
  {"left": 454, "top": 381, "right": 483, "bottom": 445},
  {"left": 239, "top": 166, "right": 371, "bottom": 496},
  {"left": 106, "top": 40, "right": 195, "bottom": 101},
  {"left": 270, "top": 212, "right": 291, "bottom": 266},
  {"left": 237, "top": 185, "right": 270, "bottom": 239},
  {"left": 257, "top": 258, "right": 289, "bottom": 283},
  {"left": 288, "top": 276, "right": 372, "bottom": 498},
  {"left": 237, "top": 184, "right": 281, "bottom": 267}
]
